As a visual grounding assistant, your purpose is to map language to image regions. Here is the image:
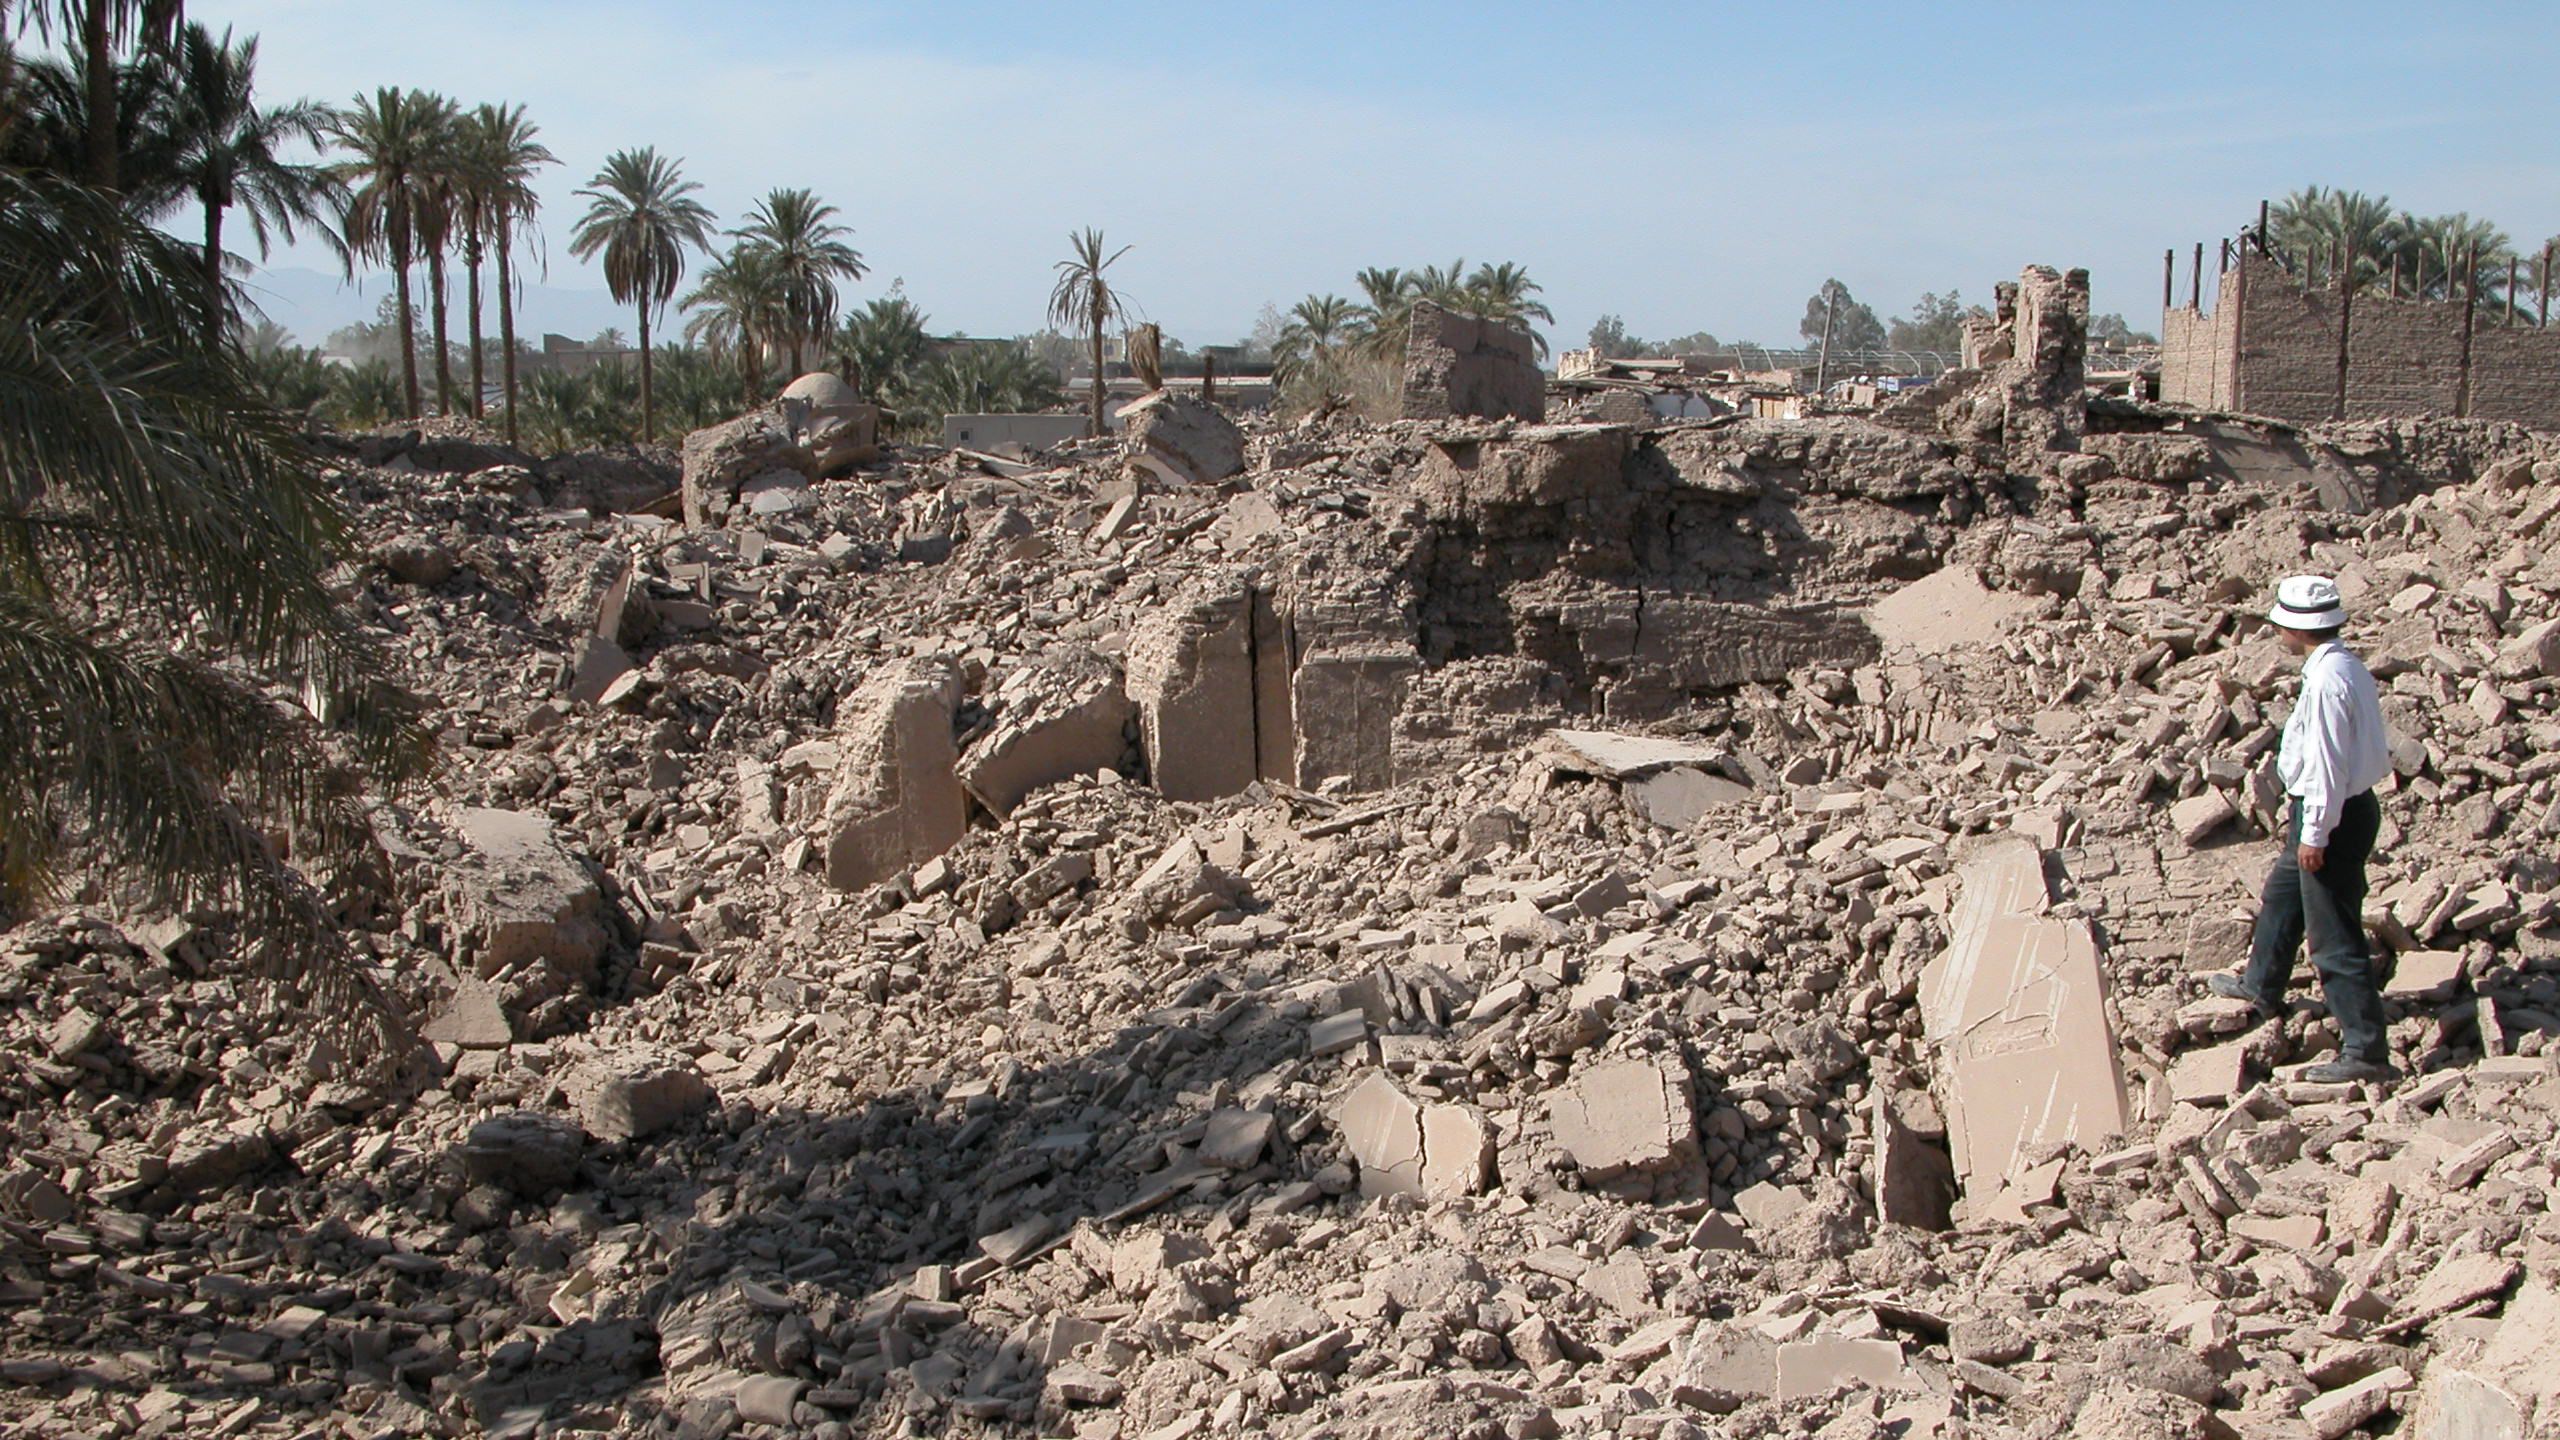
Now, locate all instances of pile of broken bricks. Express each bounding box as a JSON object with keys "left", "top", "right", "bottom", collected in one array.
[{"left": 2, "top": 391, "right": 2560, "bottom": 1440}]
